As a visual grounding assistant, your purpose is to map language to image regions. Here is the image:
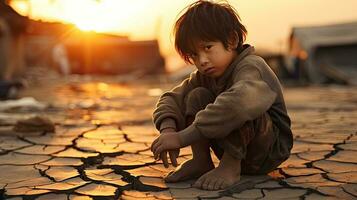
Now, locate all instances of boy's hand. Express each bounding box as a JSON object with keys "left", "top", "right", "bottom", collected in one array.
[
  {"left": 160, "top": 149, "right": 179, "bottom": 168},
  {"left": 151, "top": 131, "right": 181, "bottom": 166},
  {"left": 156, "top": 128, "right": 180, "bottom": 168}
]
